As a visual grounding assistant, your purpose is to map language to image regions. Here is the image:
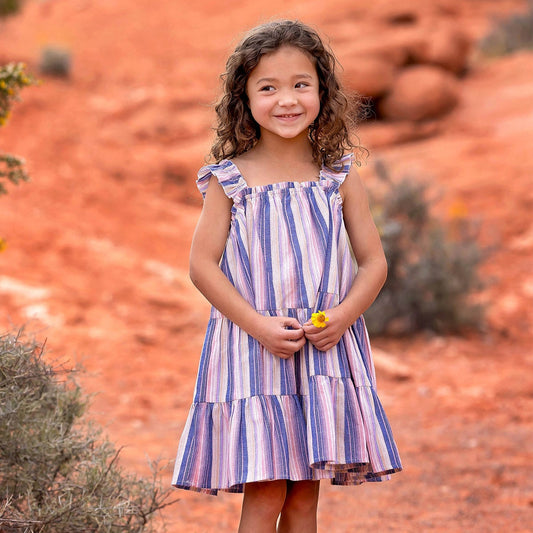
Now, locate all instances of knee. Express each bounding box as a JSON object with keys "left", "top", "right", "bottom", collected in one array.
[
  {"left": 283, "top": 481, "right": 320, "bottom": 514},
  {"left": 244, "top": 480, "right": 287, "bottom": 516}
]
